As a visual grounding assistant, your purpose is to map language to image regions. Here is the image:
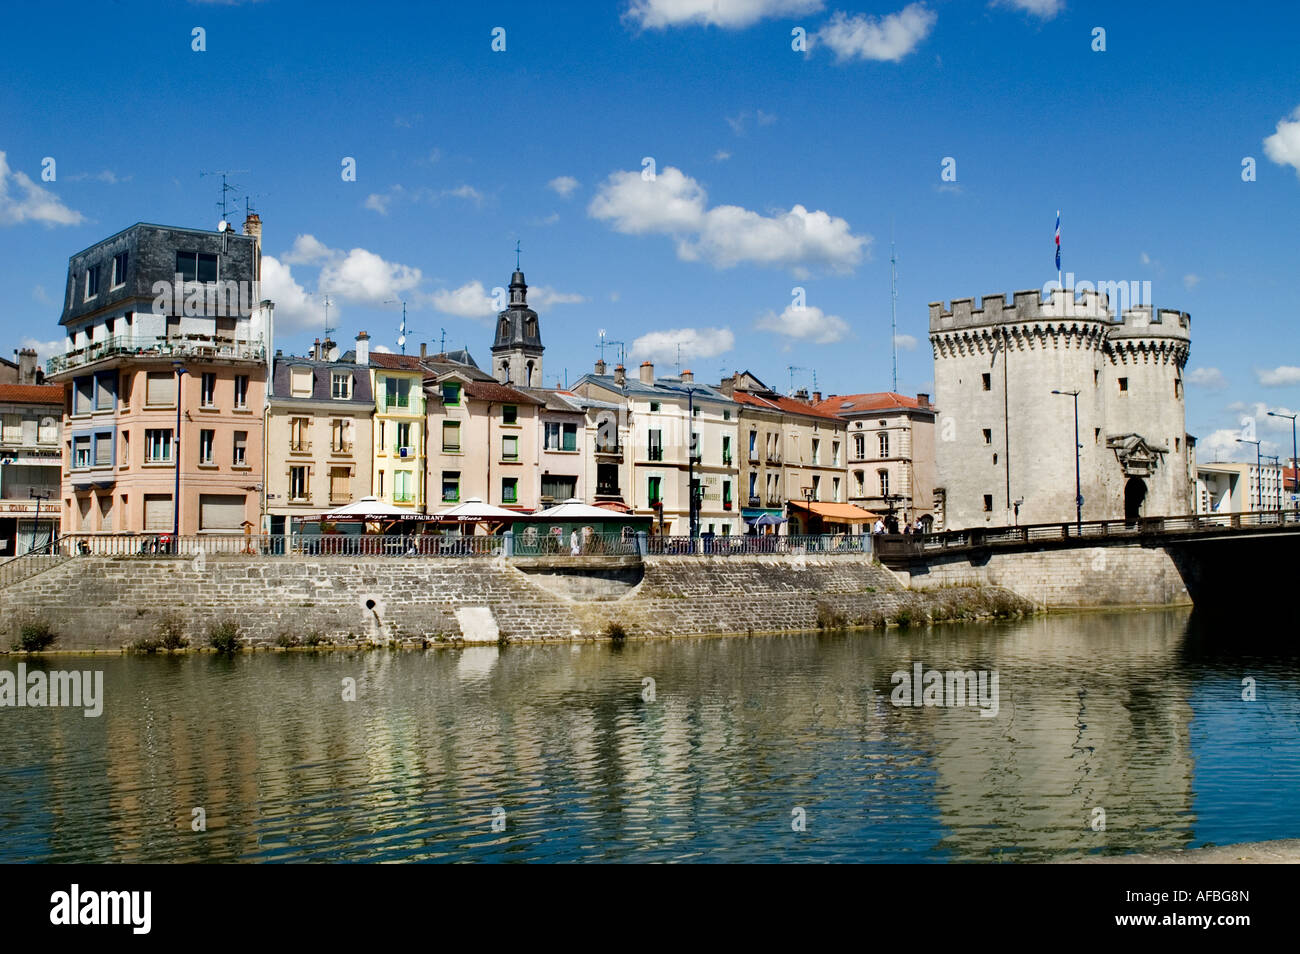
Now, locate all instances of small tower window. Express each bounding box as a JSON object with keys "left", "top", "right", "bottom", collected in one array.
[
  {"left": 983, "top": 494, "right": 993, "bottom": 512},
  {"left": 1118, "top": 377, "right": 1129, "bottom": 392},
  {"left": 982, "top": 428, "right": 992, "bottom": 444},
  {"left": 981, "top": 373, "right": 991, "bottom": 391}
]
